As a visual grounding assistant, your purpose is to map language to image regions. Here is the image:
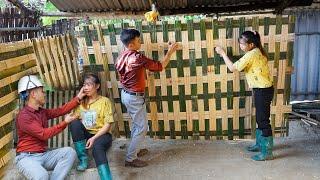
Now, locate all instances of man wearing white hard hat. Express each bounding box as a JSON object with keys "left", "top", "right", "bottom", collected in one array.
[{"left": 15, "top": 75, "right": 85, "bottom": 180}]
